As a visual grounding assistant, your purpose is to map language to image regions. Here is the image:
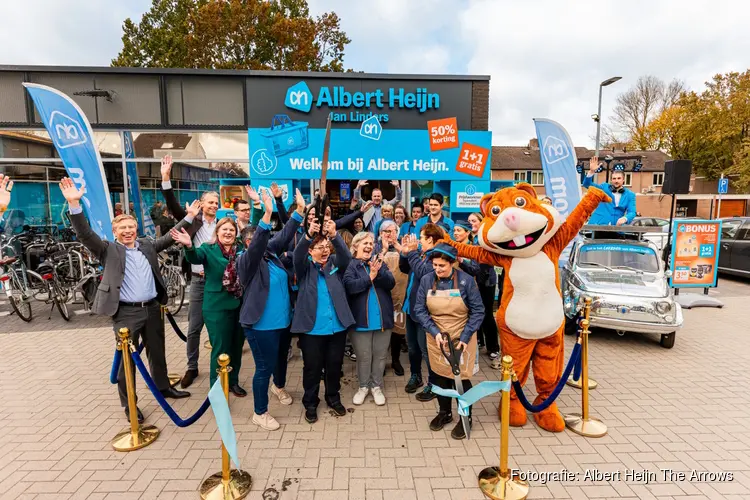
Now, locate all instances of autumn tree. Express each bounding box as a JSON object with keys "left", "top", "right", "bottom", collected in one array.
[
  {"left": 609, "top": 75, "right": 686, "bottom": 149},
  {"left": 112, "top": 0, "right": 351, "bottom": 72}
]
